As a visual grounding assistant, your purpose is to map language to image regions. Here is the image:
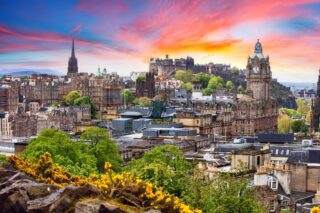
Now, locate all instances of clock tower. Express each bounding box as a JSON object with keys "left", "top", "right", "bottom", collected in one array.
[{"left": 246, "top": 39, "right": 271, "bottom": 100}]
